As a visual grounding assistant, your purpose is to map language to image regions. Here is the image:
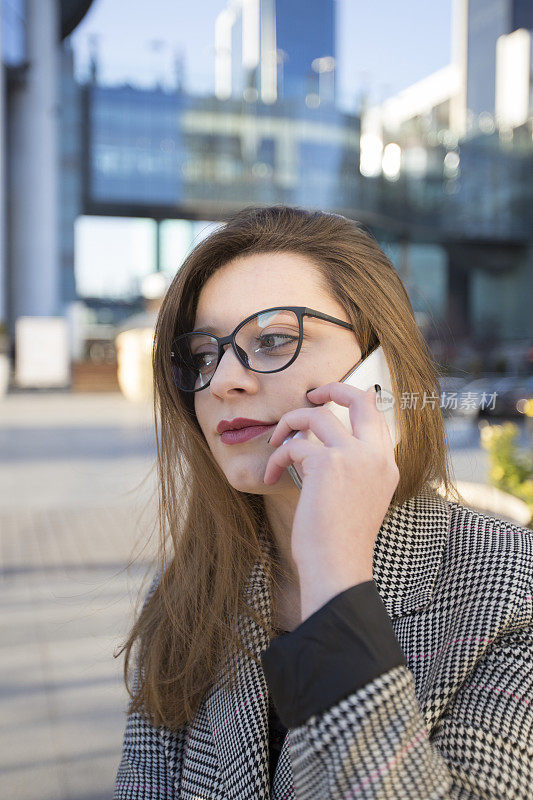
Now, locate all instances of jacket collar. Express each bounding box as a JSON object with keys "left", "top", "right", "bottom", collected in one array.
[
  {"left": 199, "top": 485, "right": 451, "bottom": 799},
  {"left": 372, "top": 484, "right": 451, "bottom": 619}
]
